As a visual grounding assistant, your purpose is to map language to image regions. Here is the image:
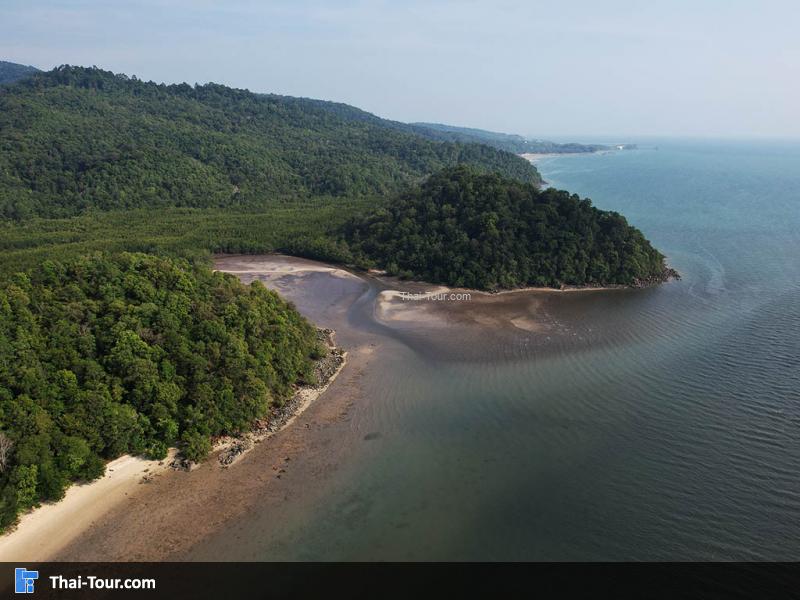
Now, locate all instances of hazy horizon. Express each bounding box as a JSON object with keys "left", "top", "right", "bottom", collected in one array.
[{"left": 3, "top": 0, "right": 799, "bottom": 140}]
